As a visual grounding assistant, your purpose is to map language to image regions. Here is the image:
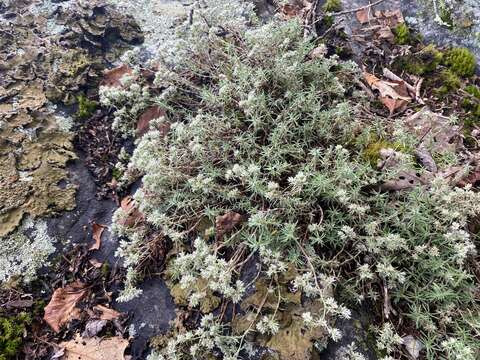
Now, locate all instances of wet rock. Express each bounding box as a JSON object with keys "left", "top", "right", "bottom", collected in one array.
[{"left": 114, "top": 278, "right": 176, "bottom": 359}]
